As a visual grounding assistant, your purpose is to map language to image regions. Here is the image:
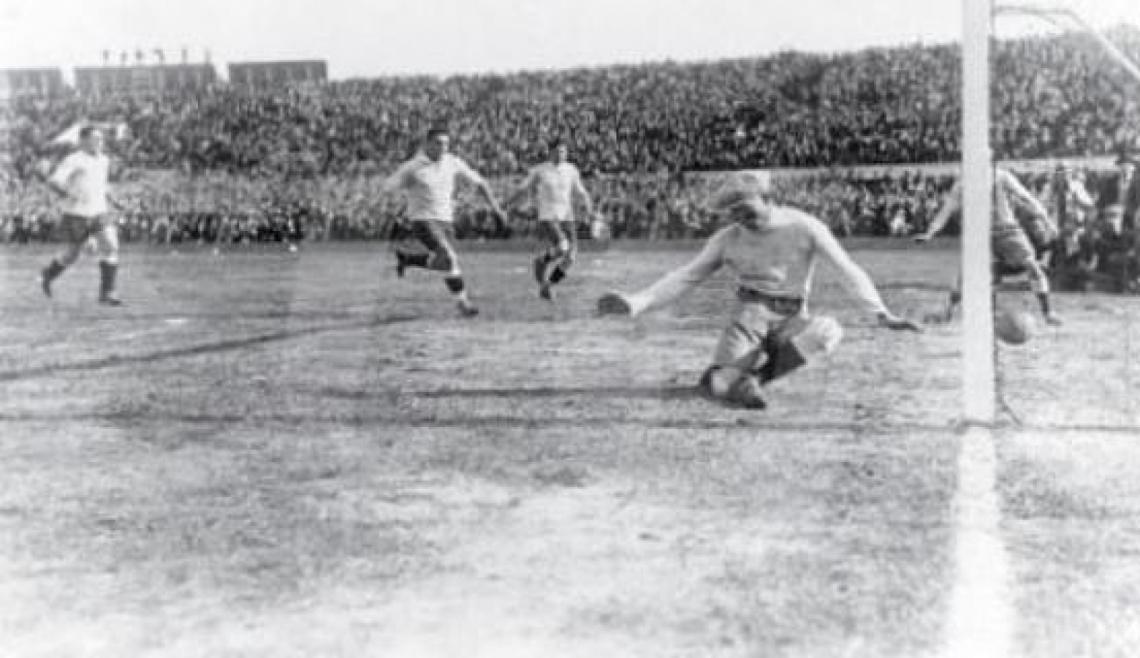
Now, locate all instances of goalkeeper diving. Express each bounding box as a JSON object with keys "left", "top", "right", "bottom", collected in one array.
[{"left": 597, "top": 173, "right": 921, "bottom": 409}]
